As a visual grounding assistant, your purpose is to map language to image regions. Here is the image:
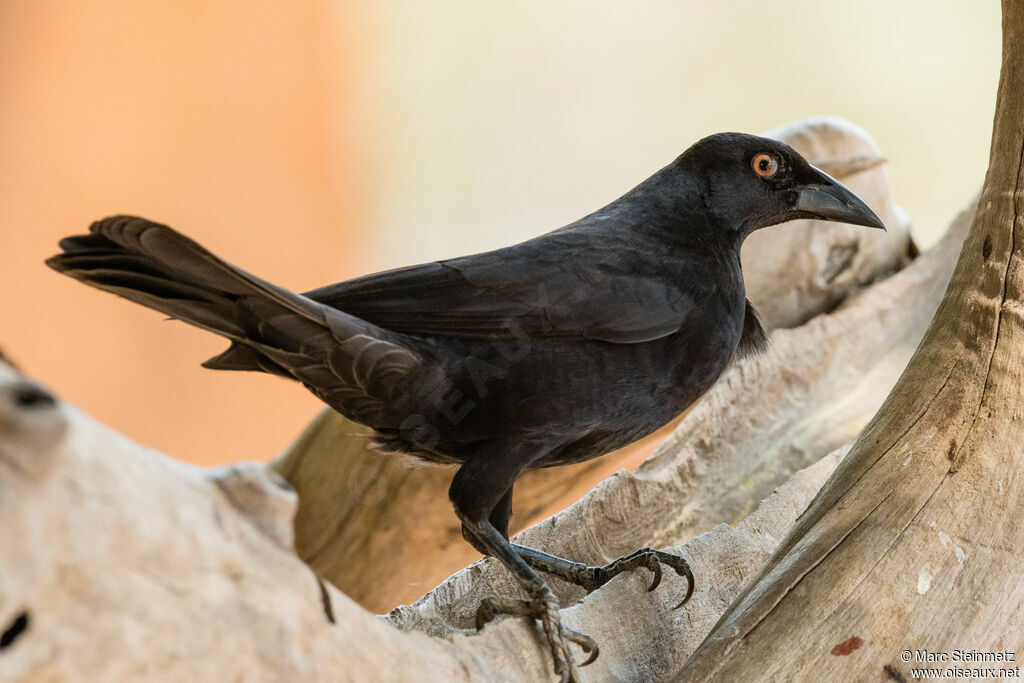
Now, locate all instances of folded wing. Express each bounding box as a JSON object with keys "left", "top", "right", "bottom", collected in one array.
[{"left": 306, "top": 228, "right": 708, "bottom": 344}]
